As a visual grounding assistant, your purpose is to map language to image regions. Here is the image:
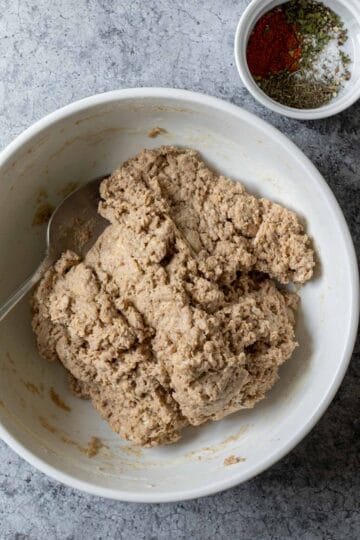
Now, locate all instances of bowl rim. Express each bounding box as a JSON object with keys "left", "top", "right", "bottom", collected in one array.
[
  {"left": 234, "top": 0, "right": 360, "bottom": 120},
  {"left": 0, "top": 87, "right": 358, "bottom": 502}
]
